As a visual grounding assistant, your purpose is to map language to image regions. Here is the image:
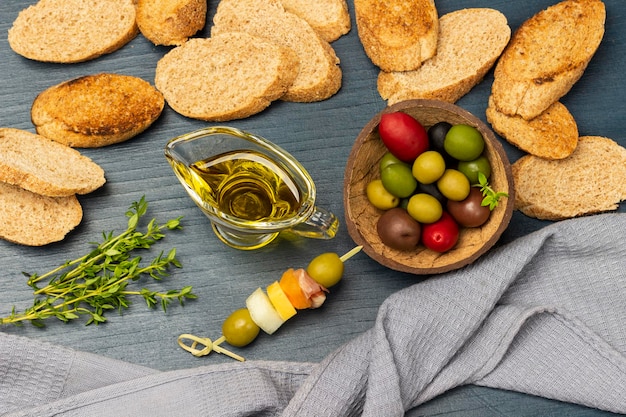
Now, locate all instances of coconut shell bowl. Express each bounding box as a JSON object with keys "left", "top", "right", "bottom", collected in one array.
[{"left": 343, "top": 99, "right": 515, "bottom": 275}]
